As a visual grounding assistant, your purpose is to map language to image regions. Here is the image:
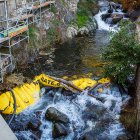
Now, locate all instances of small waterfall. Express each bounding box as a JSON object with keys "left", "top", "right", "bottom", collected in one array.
[
  {"left": 94, "top": 0, "right": 127, "bottom": 32},
  {"left": 94, "top": 11, "right": 118, "bottom": 31}
]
